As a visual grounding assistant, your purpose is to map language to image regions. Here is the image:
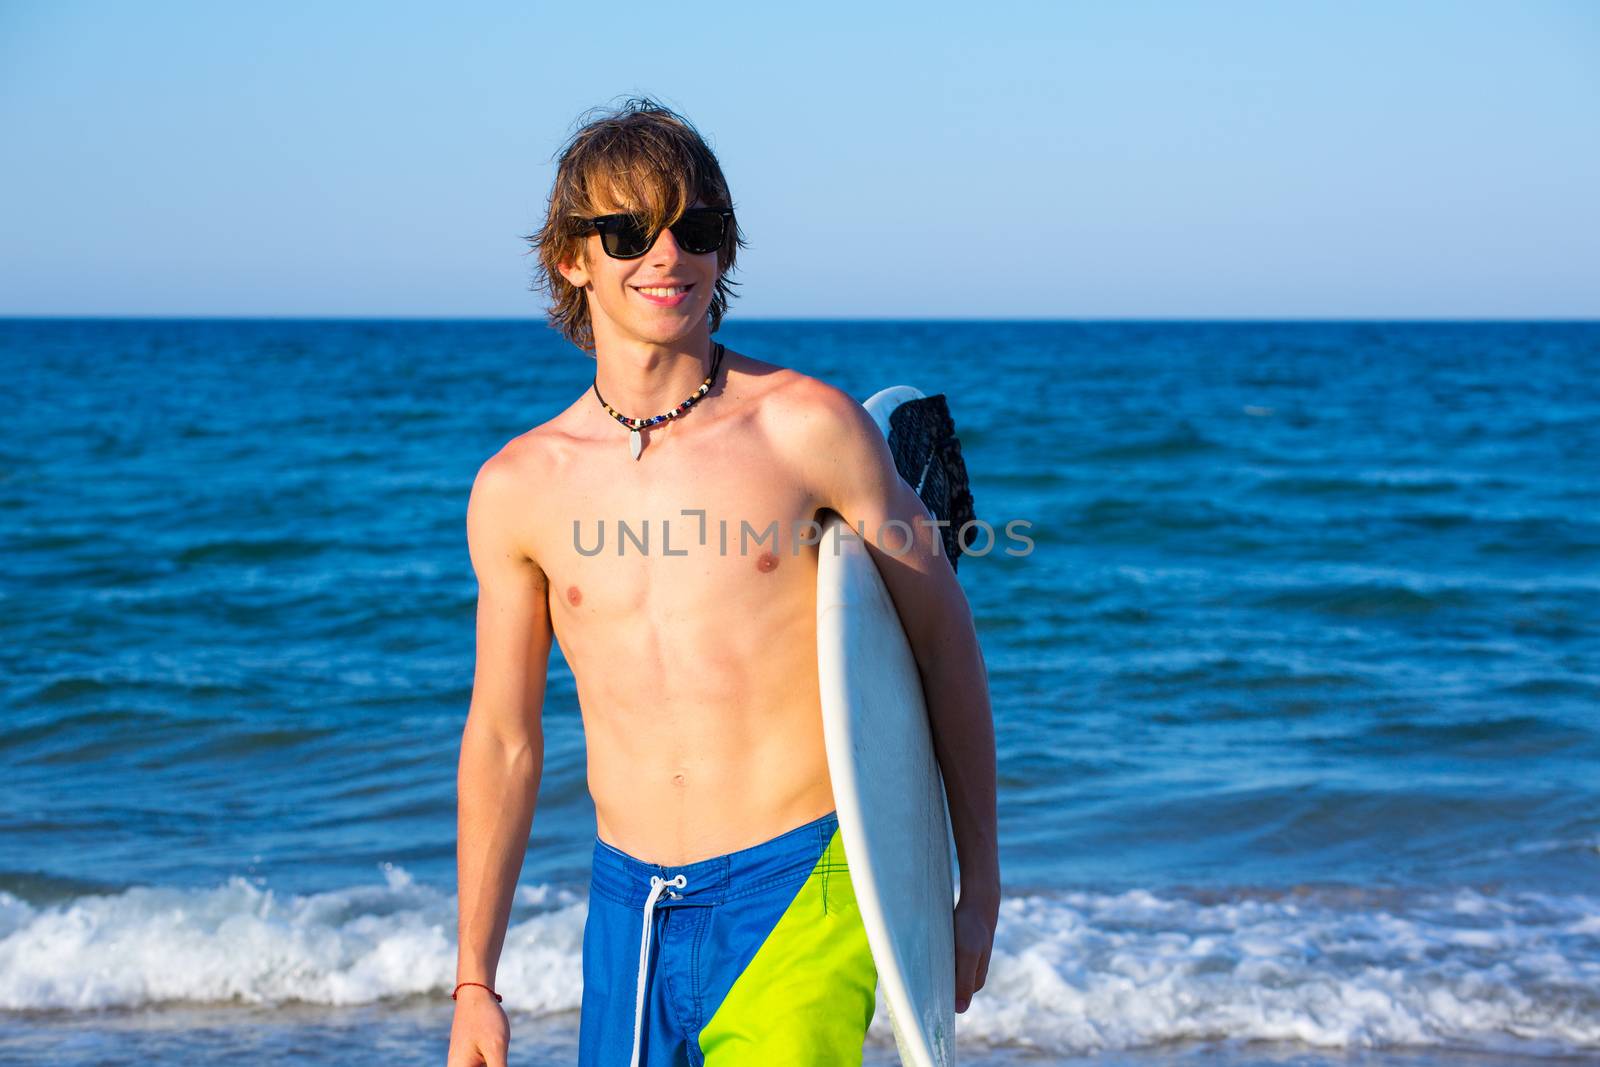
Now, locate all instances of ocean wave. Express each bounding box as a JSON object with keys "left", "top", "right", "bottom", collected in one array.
[
  {"left": 1077, "top": 422, "right": 1223, "bottom": 462},
  {"left": 1248, "top": 469, "right": 1516, "bottom": 498},
  {"left": 0, "top": 866, "right": 586, "bottom": 1015},
  {"left": 962, "top": 884, "right": 1600, "bottom": 1056},
  {"left": 2, "top": 873, "right": 1596, "bottom": 1057}
]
